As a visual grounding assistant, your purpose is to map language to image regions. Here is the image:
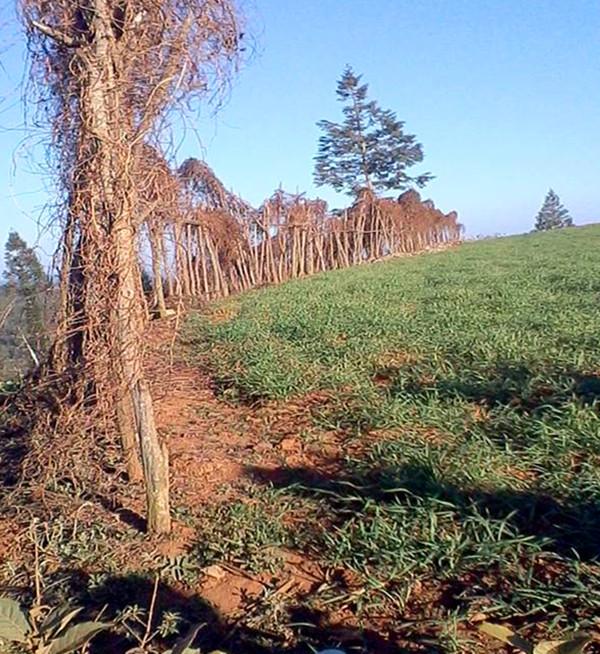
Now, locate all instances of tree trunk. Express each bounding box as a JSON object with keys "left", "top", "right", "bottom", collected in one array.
[
  {"left": 116, "top": 392, "right": 143, "bottom": 482},
  {"left": 150, "top": 224, "right": 168, "bottom": 318},
  {"left": 83, "top": 0, "right": 171, "bottom": 534}
]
